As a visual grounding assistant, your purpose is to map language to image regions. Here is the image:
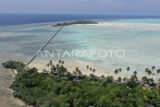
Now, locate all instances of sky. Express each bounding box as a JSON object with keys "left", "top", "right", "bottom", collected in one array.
[{"left": 0, "top": 0, "right": 160, "bottom": 15}]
